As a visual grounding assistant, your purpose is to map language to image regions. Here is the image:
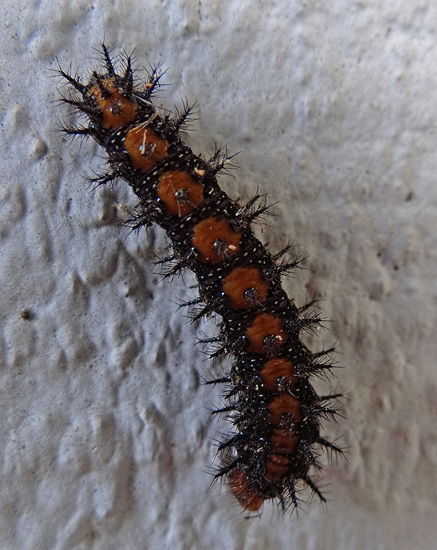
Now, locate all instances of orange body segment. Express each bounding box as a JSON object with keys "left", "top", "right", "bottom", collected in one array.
[
  {"left": 269, "top": 395, "right": 302, "bottom": 425},
  {"left": 245, "top": 313, "right": 287, "bottom": 354},
  {"left": 157, "top": 170, "right": 204, "bottom": 216},
  {"left": 125, "top": 125, "right": 169, "bottom": 172},
  {"left": 228, "top": 469, "right": 263, "bottom": 512},
  {"left": 89, "top": 78, "right": 137, "bottom": 130},
  {"left": 222, "top": 266, "right": 269, "bottom": 309},
  {"left": 270, "top": 428, "right": 299, "bottom": 454},
  {"left": 192, "top": 217, "right": 241, "bottom": 264},
  {"left": 260, "top": 358, "right": 298, "bottom": 392},
  {"left": 266, "top": 454, "right": 290, "bottom": 482}
]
